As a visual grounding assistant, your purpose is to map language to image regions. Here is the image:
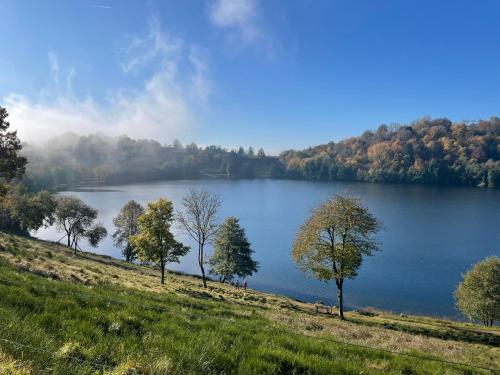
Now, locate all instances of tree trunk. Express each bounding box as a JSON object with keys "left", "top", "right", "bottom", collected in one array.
[
  {"left": 336, "top": 280, "right": 344, "bottom": 320},
  {"left": 160, "top": 264, "right": 165, "bottom": 285},
  {"left": 199, "top": 243, "right": 207, "bottom": 288},
  {"left": 200, "top": 263, "right": 207, "bottom": 288},
  {"left": 67, "top": 234, "right": 71, "bottom": 248}
]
